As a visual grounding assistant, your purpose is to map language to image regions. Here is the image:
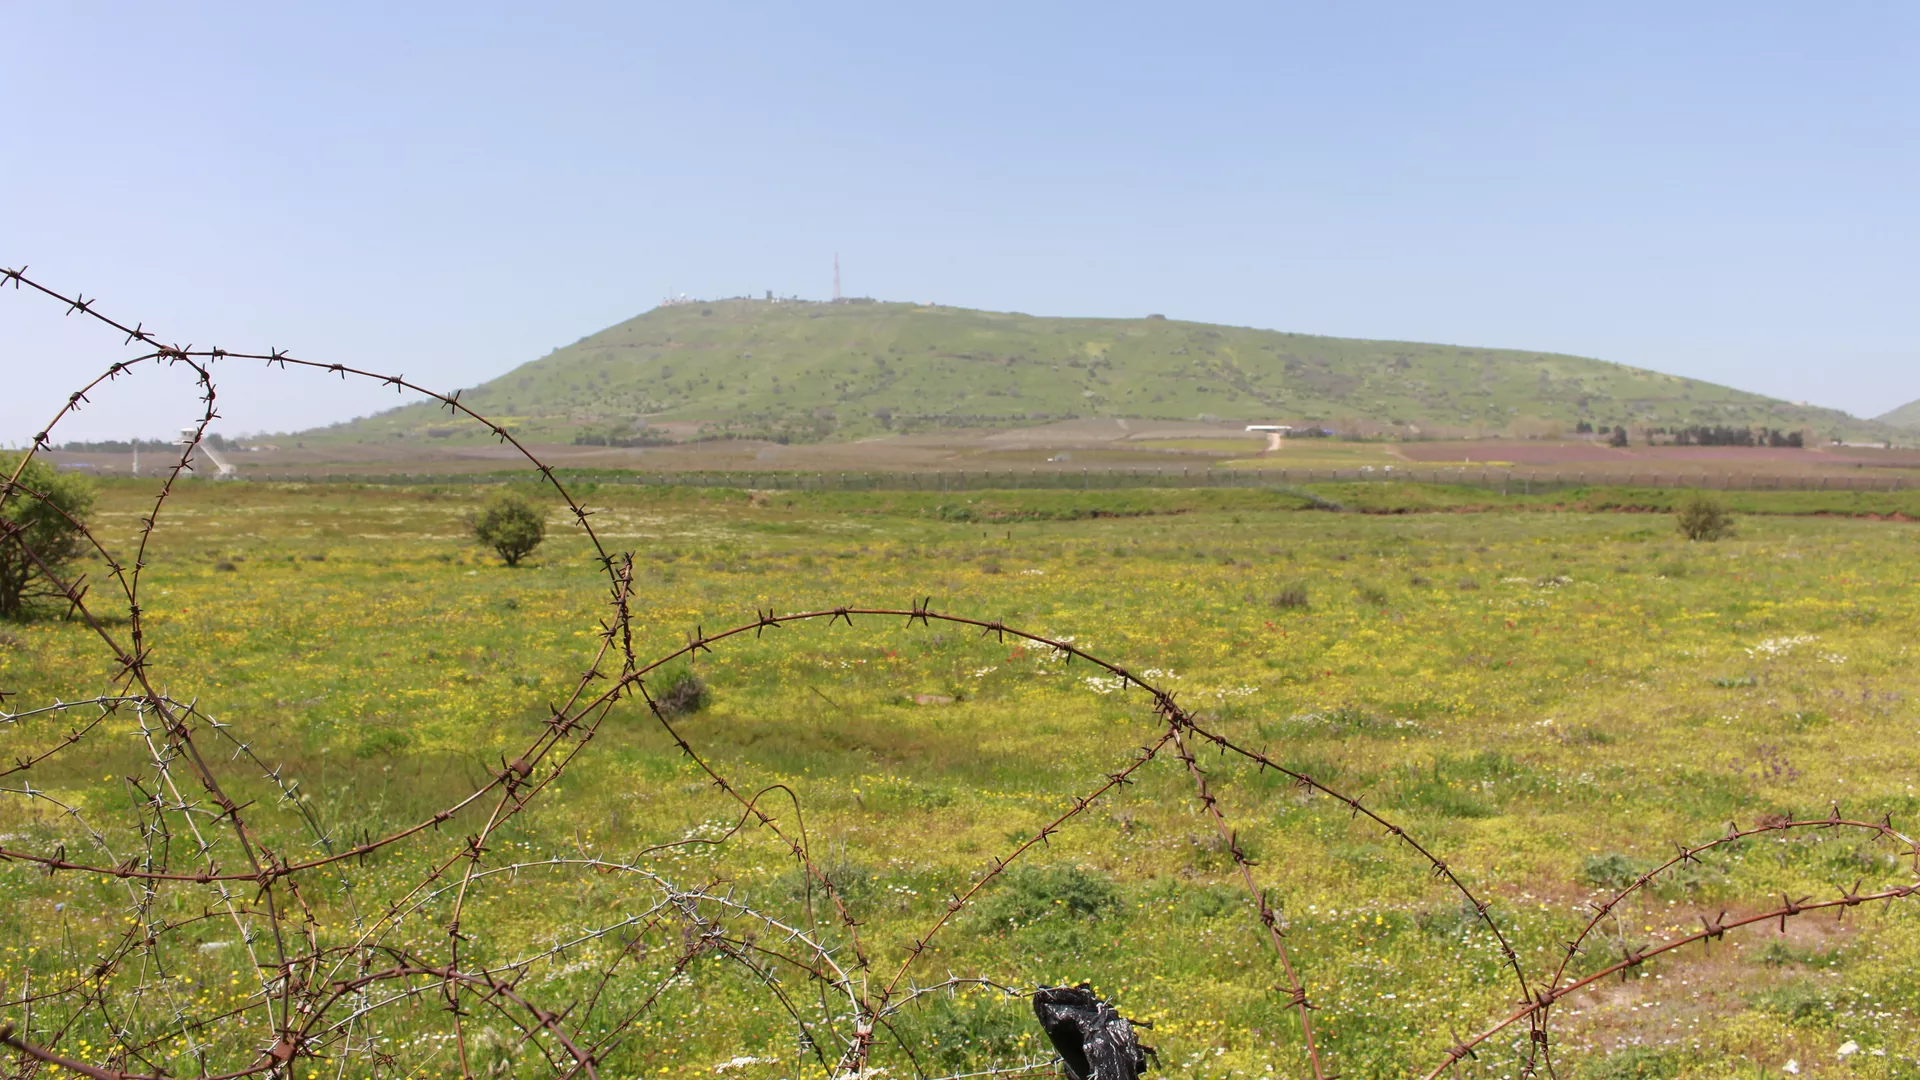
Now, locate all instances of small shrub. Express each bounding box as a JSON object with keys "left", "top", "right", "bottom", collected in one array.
[
  {"left": 1675, "top": 492, "right": 1735, "bottom": 542},
  {"left": 1270, "top": 583, "right": 1309, "bottom": 610},
  {"left": 972, "top": 864, "right": 1118, "bottom": 929},
  {"left": 649, "top": 665, "right": 709, "bottom": 717},
  {"left": 1580, "top": 848, "right": 1724, "bottom": 900},
  {"left": 1581, "top": 852, "right": 1648, "bottom": 890},
  {"left": 0, "top": 452, "right": 97, "bottom": 619},
  {"left": 470, "top": 490, "right": 546, "bottom": 566},
  {"left": 1354, "top": 582, "right": 1389, "bottom": 606}
]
